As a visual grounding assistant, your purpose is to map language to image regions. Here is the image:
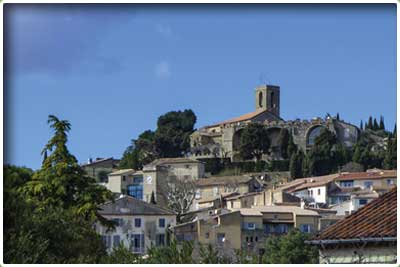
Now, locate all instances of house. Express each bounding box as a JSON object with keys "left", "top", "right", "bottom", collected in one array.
[
  {"left": 280, "top": 173, "right": 340, "bottom": 207},
  {"left": 330, "top": 189, "right": 380, "bottom": 216},
  {"left": 81, "top": 157, "right": 120, "bottom": 182},
  {"left": 306, "top": 187, "right": 397, "bottom": 264},
  {"left": 174, "top": 205, "right": 320, "bottom": 258},
  {"left": 144, "top": 157, "right": 205, "bottom": 180},
  {"left": 193, "top": 175, "right": 263, "bottom": 210},
  {"left": 334, "top": 169, "right": 397, "bottom": 190},
  {"left": 106, "top": 169, "right": 143, "bottom": 197},
  {"left": 96, "top": 196, "right": 176, "bottom": 255}
]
